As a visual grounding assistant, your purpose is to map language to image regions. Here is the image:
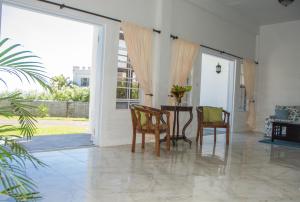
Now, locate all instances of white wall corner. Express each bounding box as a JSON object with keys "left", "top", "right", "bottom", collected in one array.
[{"left": 153, "top": 0, "right": 173, "bottom": 107}]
